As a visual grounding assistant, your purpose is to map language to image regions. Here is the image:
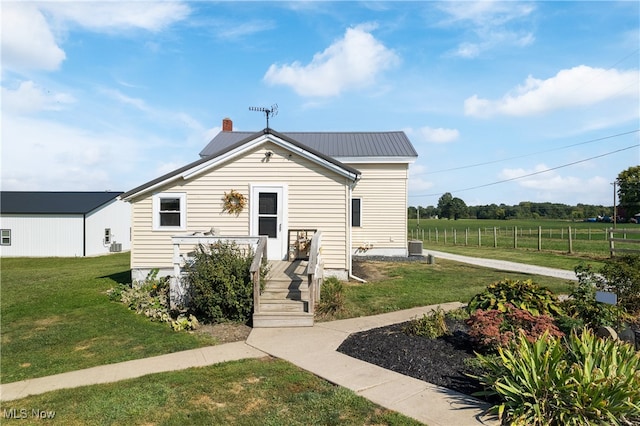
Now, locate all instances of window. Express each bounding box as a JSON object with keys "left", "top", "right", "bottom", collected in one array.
[
  {"left": 153, "top": 193, "right": 186, "bottom": 230},
  {"left": 258, "top": 192, "right": 278, "bottom": 238},
  {"left": 104, "top": 228, "right": 112, "bottom": 245},
  {"left": 351, "top": 198, "right": 362, "bottom": 227},
  {"left": 1, "top": 229, "right": 11, "bottom": 245}
]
